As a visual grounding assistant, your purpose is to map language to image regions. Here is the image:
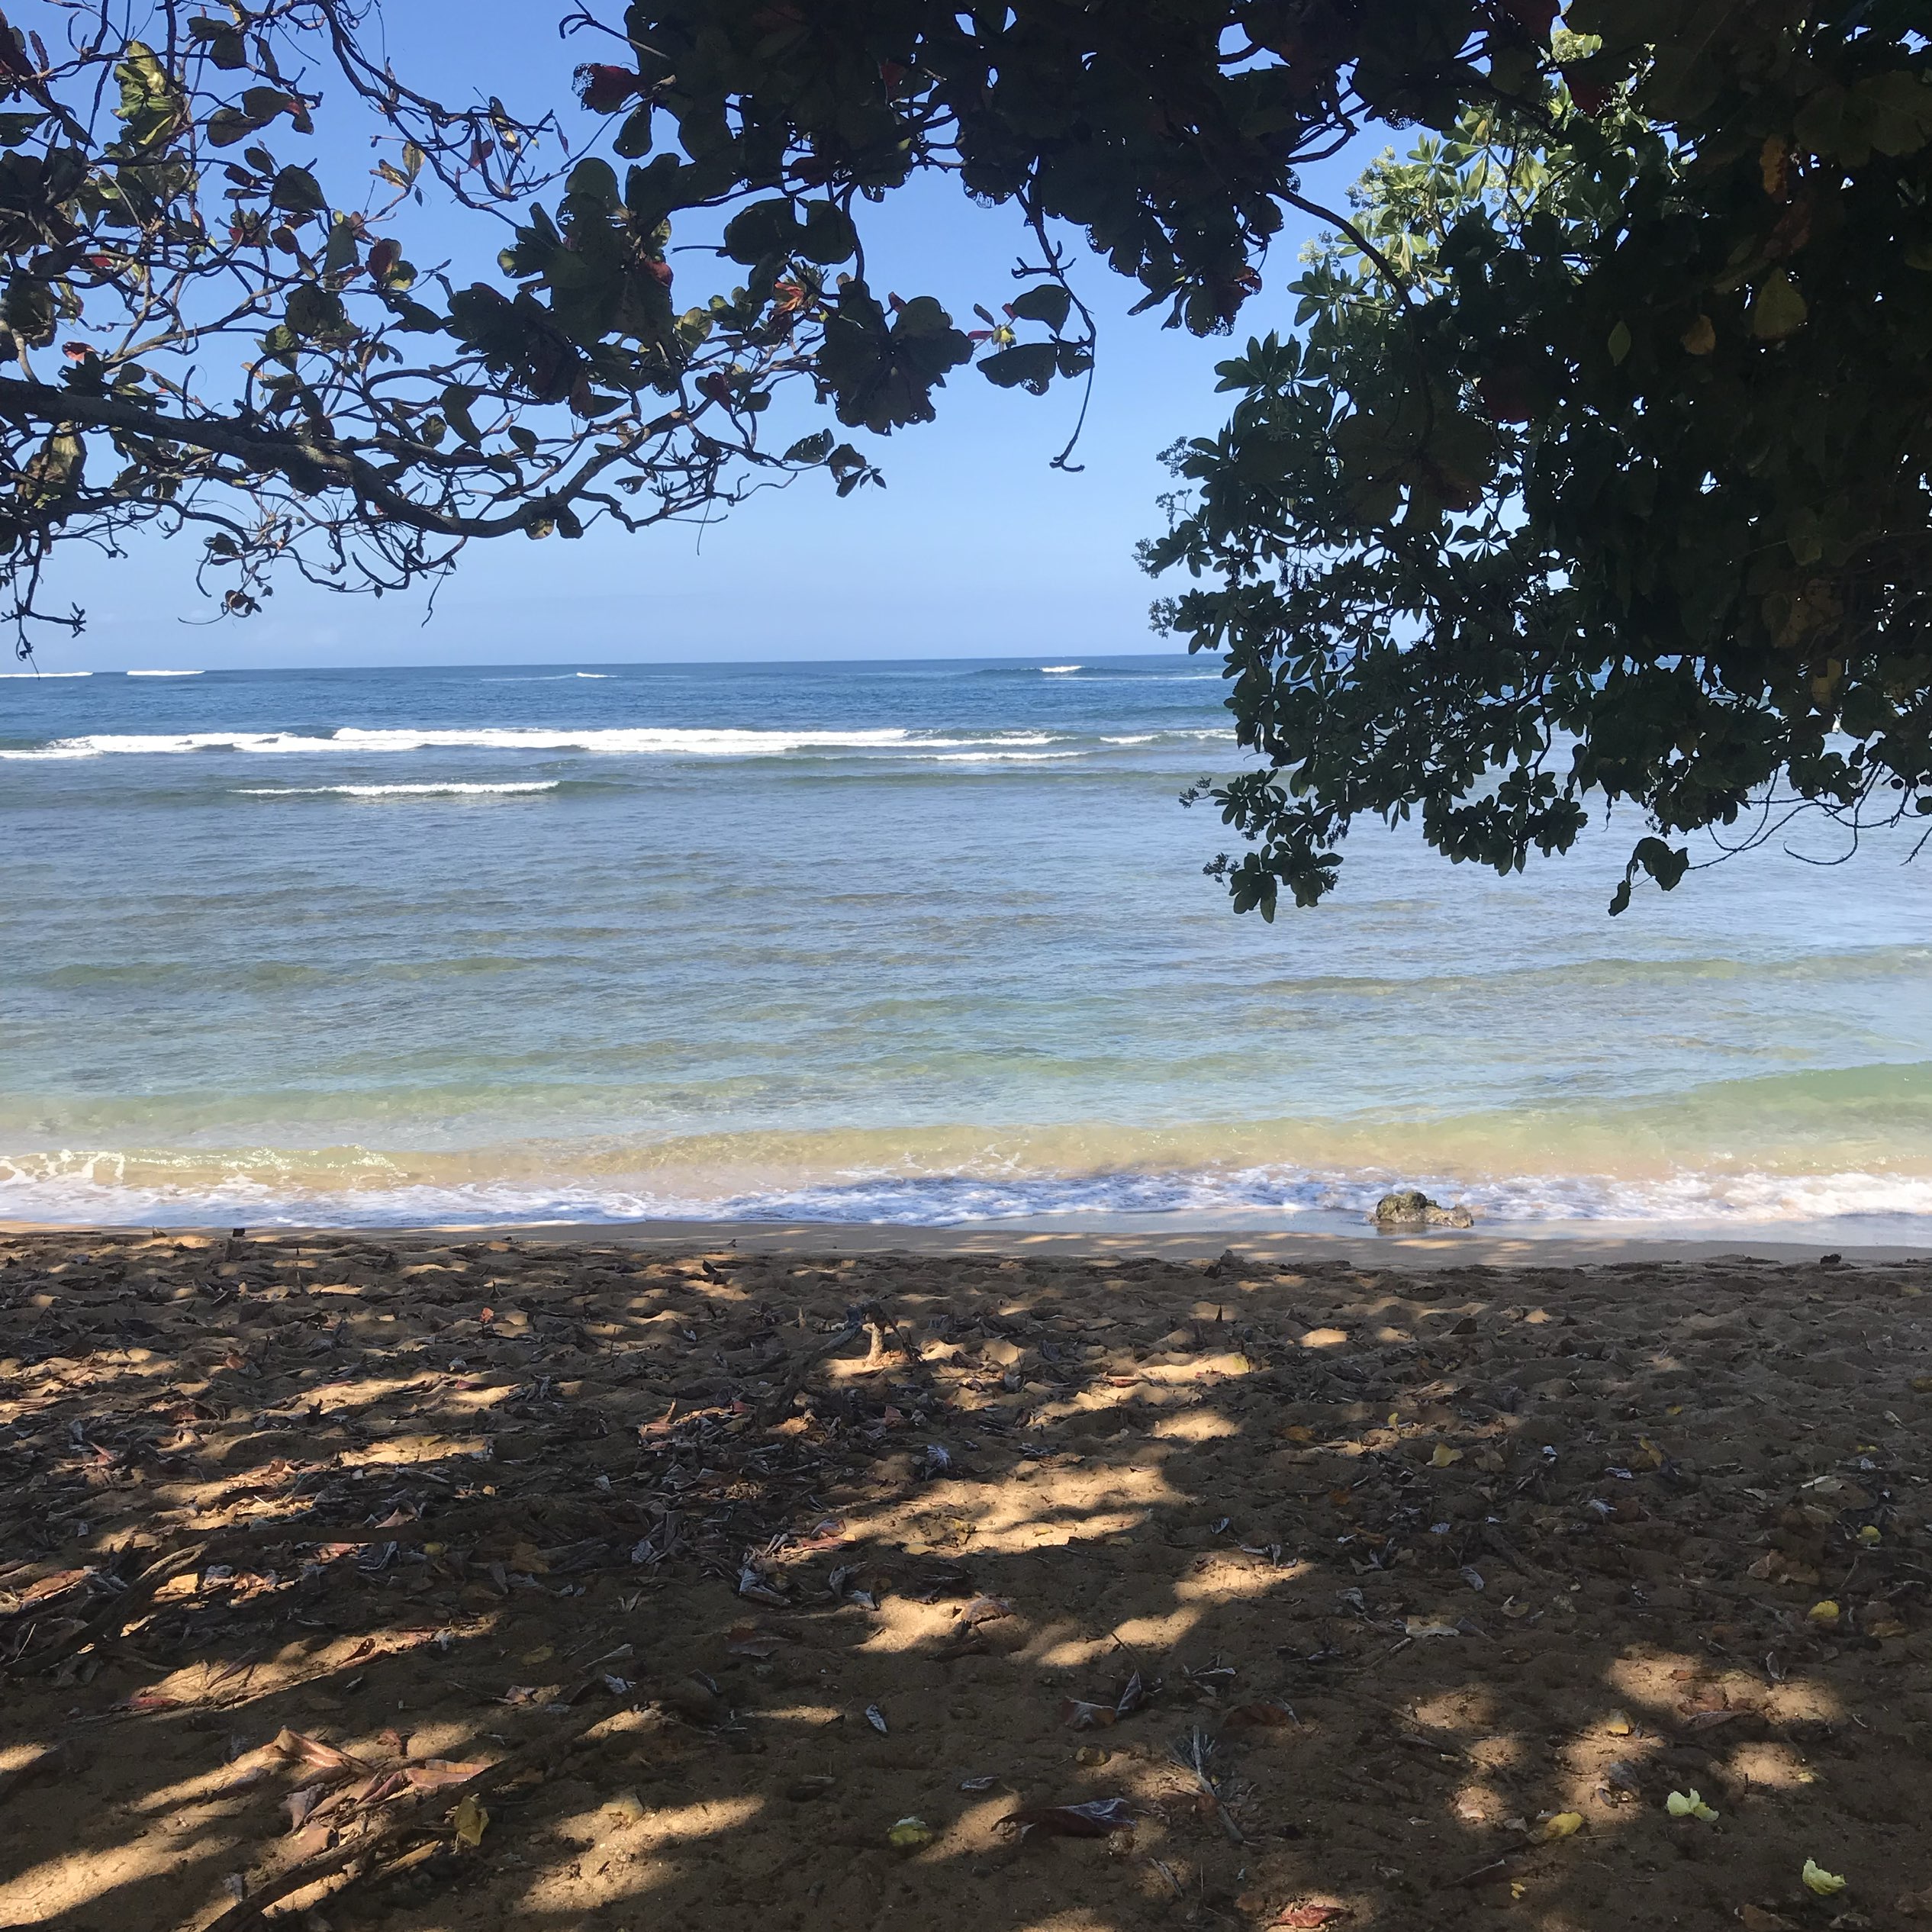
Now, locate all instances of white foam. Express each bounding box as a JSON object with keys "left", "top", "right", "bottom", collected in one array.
[
  {"left": 6, "top": 1151, "right": 1932, "bottom": 1235},
  {"left": 126, "top": 668, "right": 203, "bottom": 677},
  {"left": 931, "top": 749, "right": 1085, "bottom": 763},
  {"left": 1102, "top": 729, "right": 1235, "bottom": 745},
  {"left": 235, "top": 781, "right": 560, "bottom": 798},
  {"left": 0, "top": 670, "right": 92, "bottom": 678},
  {"left": 0, "top": 725, "right": 1089, "bottom": 762},
  {"left": 0, "top": 725, "right": 926, "bottom": 760},
  {"left": 1039, "top": 665, "right": 1083, "bottom": 674},
  {"left": 576, "top": 671, "right": 610, "bottom": 678}
]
